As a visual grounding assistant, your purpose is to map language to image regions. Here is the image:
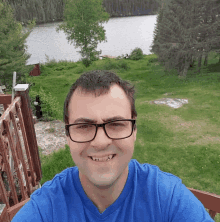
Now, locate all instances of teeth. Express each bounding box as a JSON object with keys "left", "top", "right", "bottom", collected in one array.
[{"left": 91, "top": 154, "right": 114, "bottom": 162}]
